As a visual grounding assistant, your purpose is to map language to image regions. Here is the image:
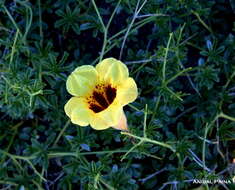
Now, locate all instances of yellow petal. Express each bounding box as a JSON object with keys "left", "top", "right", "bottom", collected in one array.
[
  {"left": 64, "top": 97, "right": 92, "bottom": 126},
  {"left": 66, "top": 65, "right": 98, "bottom": 96},
  {"left": 116, "top": 77, "right": 138, "bottom": 105},
  {"left": 112, "top": 110, "right": 128, "bottom": 131},
  {"left": 90, "top": 104, "right": 122, "bottom": 130},
  {"left": 64, "top": 97, "right": 82, "bottom": 117},
  {"left": 89, "top": 117, "right": 110, "bottom": 130},
  {"left": 71, "top": 107, "right": 91, "bottom": 126},
  {"left": 96, "top": 58, "right": 129, "bottom": 85}
]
